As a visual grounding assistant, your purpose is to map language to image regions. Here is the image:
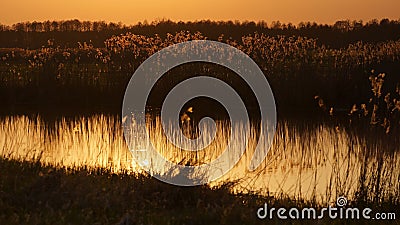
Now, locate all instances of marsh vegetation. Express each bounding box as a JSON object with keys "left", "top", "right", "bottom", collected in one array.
[{"left": 0, "top": 19, "right": 399, "bottom": 224}]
